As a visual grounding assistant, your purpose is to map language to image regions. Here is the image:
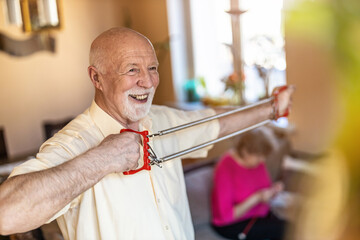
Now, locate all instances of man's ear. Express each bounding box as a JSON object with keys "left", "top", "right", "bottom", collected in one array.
[{"left": 88, "top": 66, "right": 102, "bottom": 90}]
